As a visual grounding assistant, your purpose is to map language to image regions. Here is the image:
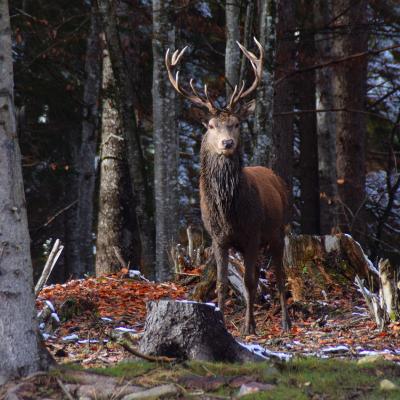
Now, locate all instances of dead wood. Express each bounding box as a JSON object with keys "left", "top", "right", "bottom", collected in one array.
[
  {"left": 193, "top": 233, "right": 378, "bottom": 304},
  {"left": 138, "top": 300, "right": 263, "bottom": 362}
]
